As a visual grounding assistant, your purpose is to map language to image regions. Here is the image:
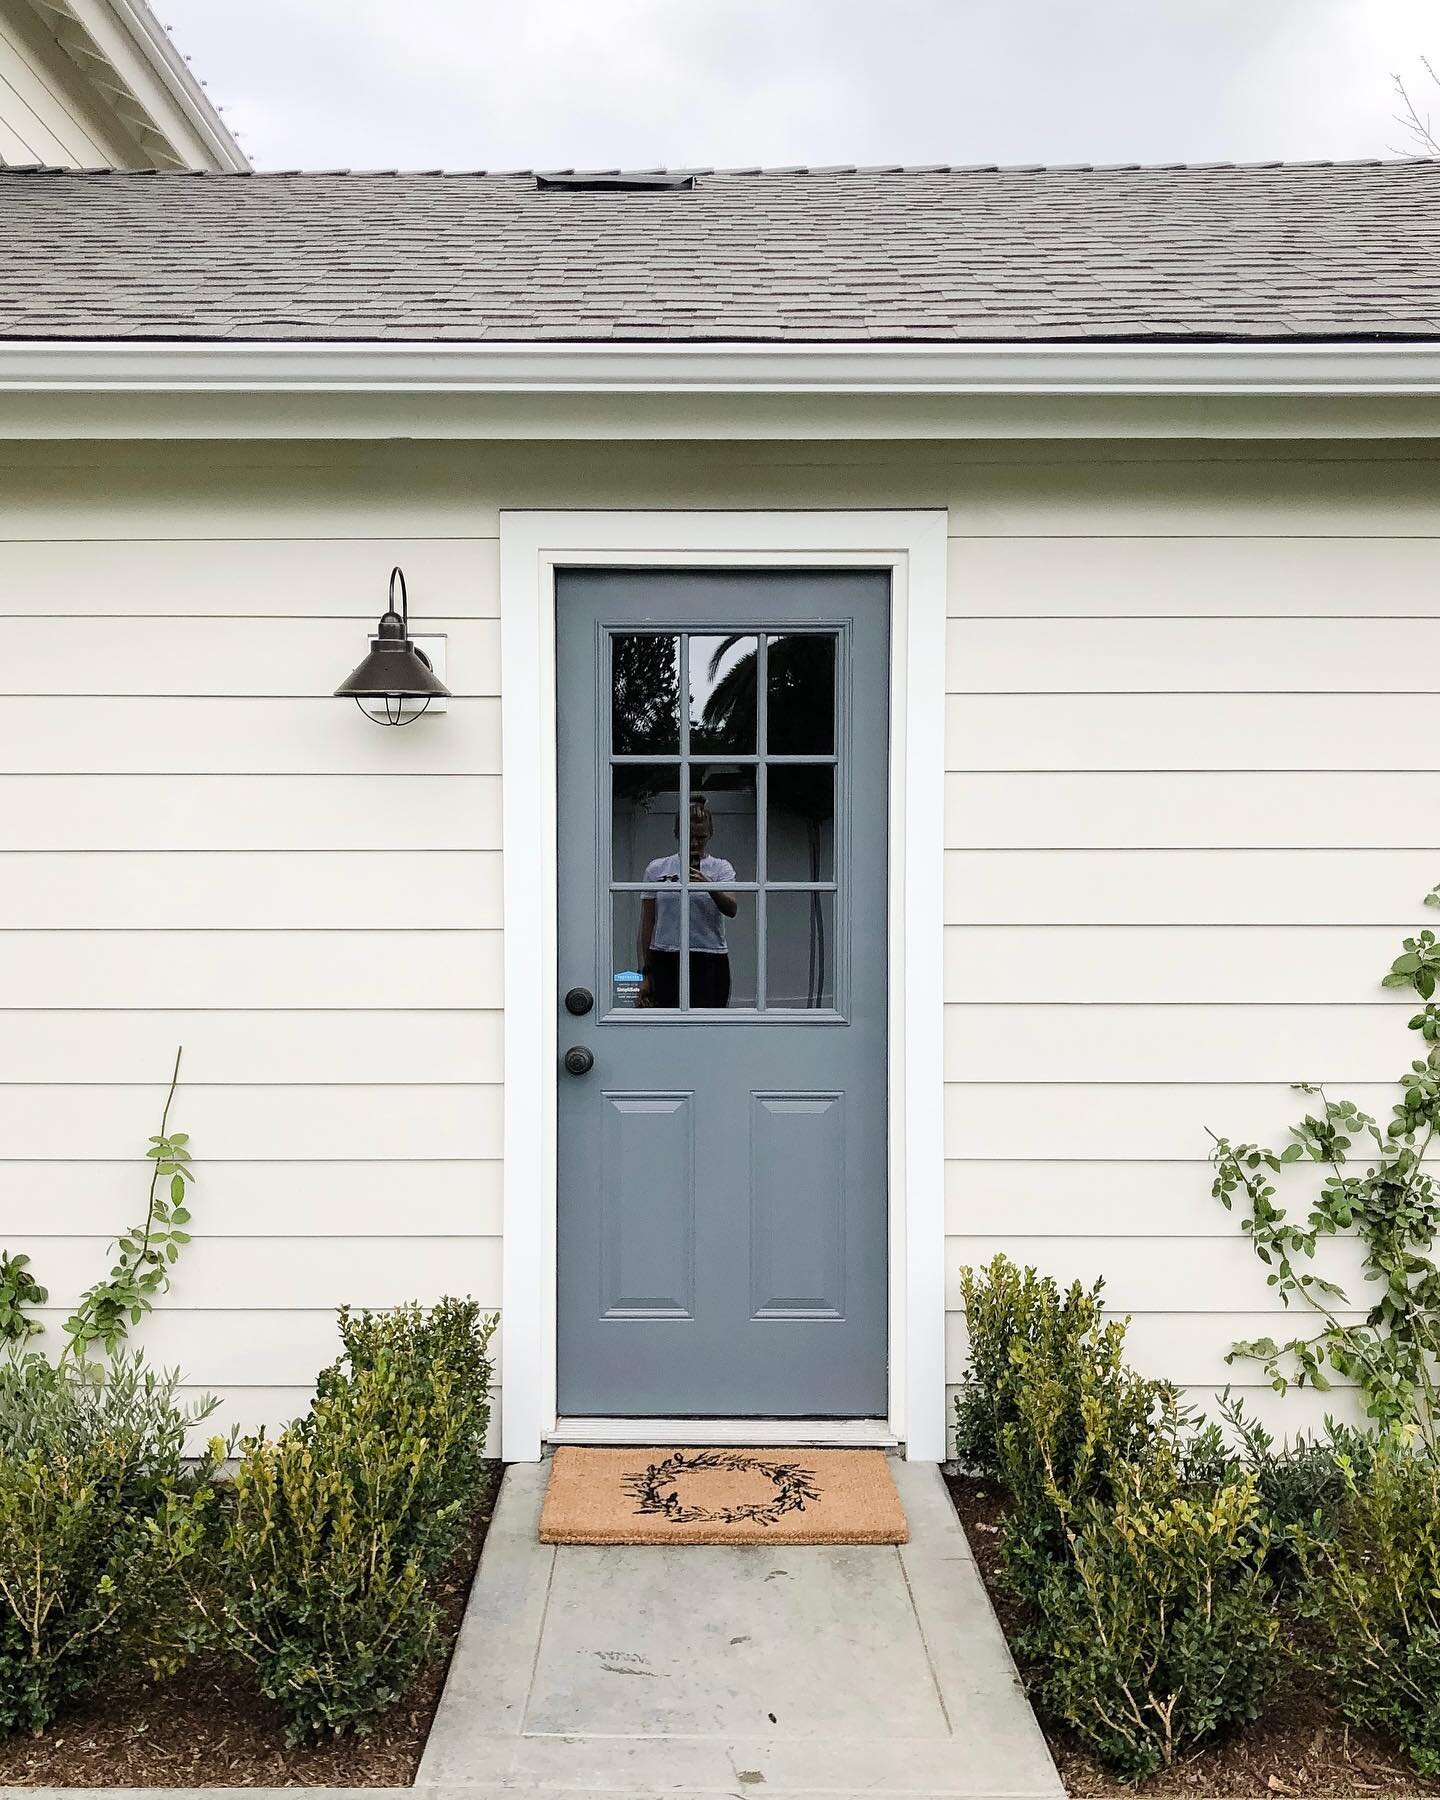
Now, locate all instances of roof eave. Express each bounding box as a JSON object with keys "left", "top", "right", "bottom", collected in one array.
[
  {"left": 3, "top": 339, "right": 1440, "bottom": 395},
  {"left": 30, "top": 0, "right": 250, "bottom": 171},
  {"left": 7, "top": 340, "right": 1440, "bottom": 442}
]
